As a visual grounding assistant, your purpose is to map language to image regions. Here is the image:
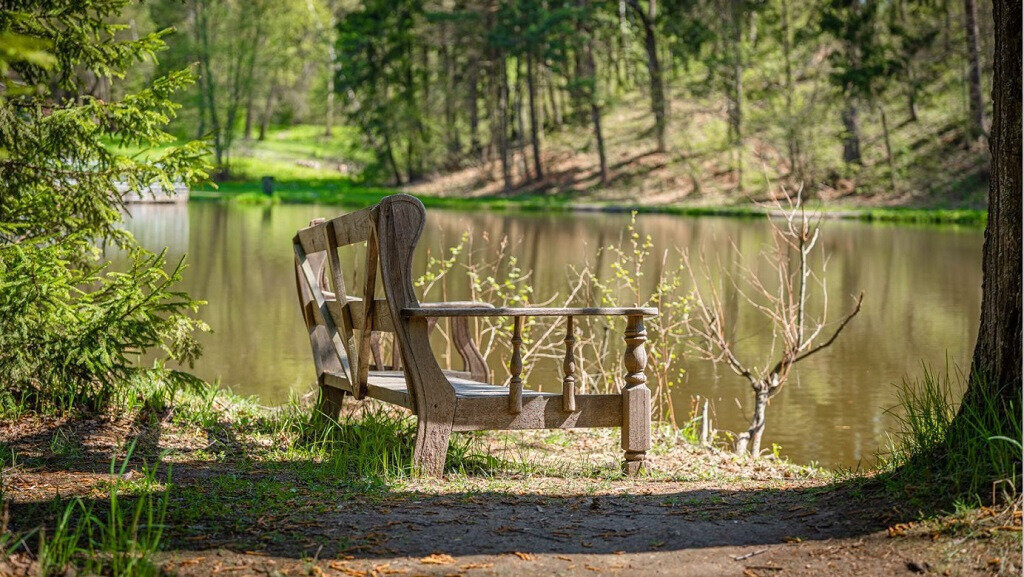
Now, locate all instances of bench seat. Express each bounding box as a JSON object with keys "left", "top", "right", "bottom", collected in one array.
[{"left": 321, "top": 369, "right": 623, "bottom": 432}]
